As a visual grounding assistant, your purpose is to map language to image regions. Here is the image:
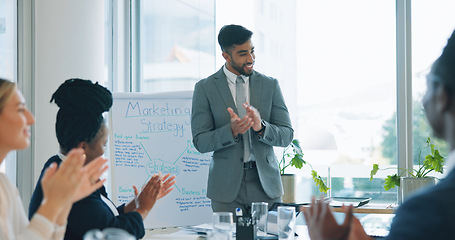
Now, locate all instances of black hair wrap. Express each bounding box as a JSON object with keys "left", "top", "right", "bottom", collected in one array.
[{"left": 51, "top": 78, "right": 112, "bottom": 153}]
